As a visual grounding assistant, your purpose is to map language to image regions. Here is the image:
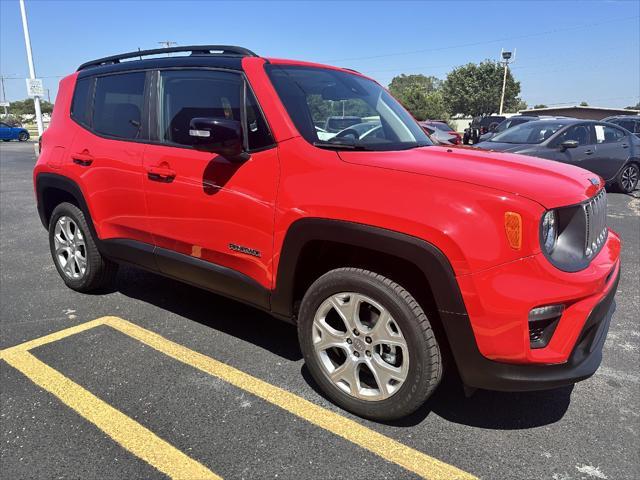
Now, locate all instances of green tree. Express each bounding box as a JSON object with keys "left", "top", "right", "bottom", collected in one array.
[
  {"left": 625, "top": 101, "right": 640, "bottom": 110},
  {"left": 533, "top": 104, "right": 548, "bottom": 109},
  {"left": 8, "top": 98, "right": 54, "bottom": 116},
  {"left": 388, "top": 74, "right": 448, "bottom": 121},
  {"left": 579, "top": 101, "right": 589, "bottom": 106},
  {"left": 442, "top": 60, "right": 520, "bottom": 117},
  {"left": 505, "top": 97, "right": 528, "bottom": 113}
]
